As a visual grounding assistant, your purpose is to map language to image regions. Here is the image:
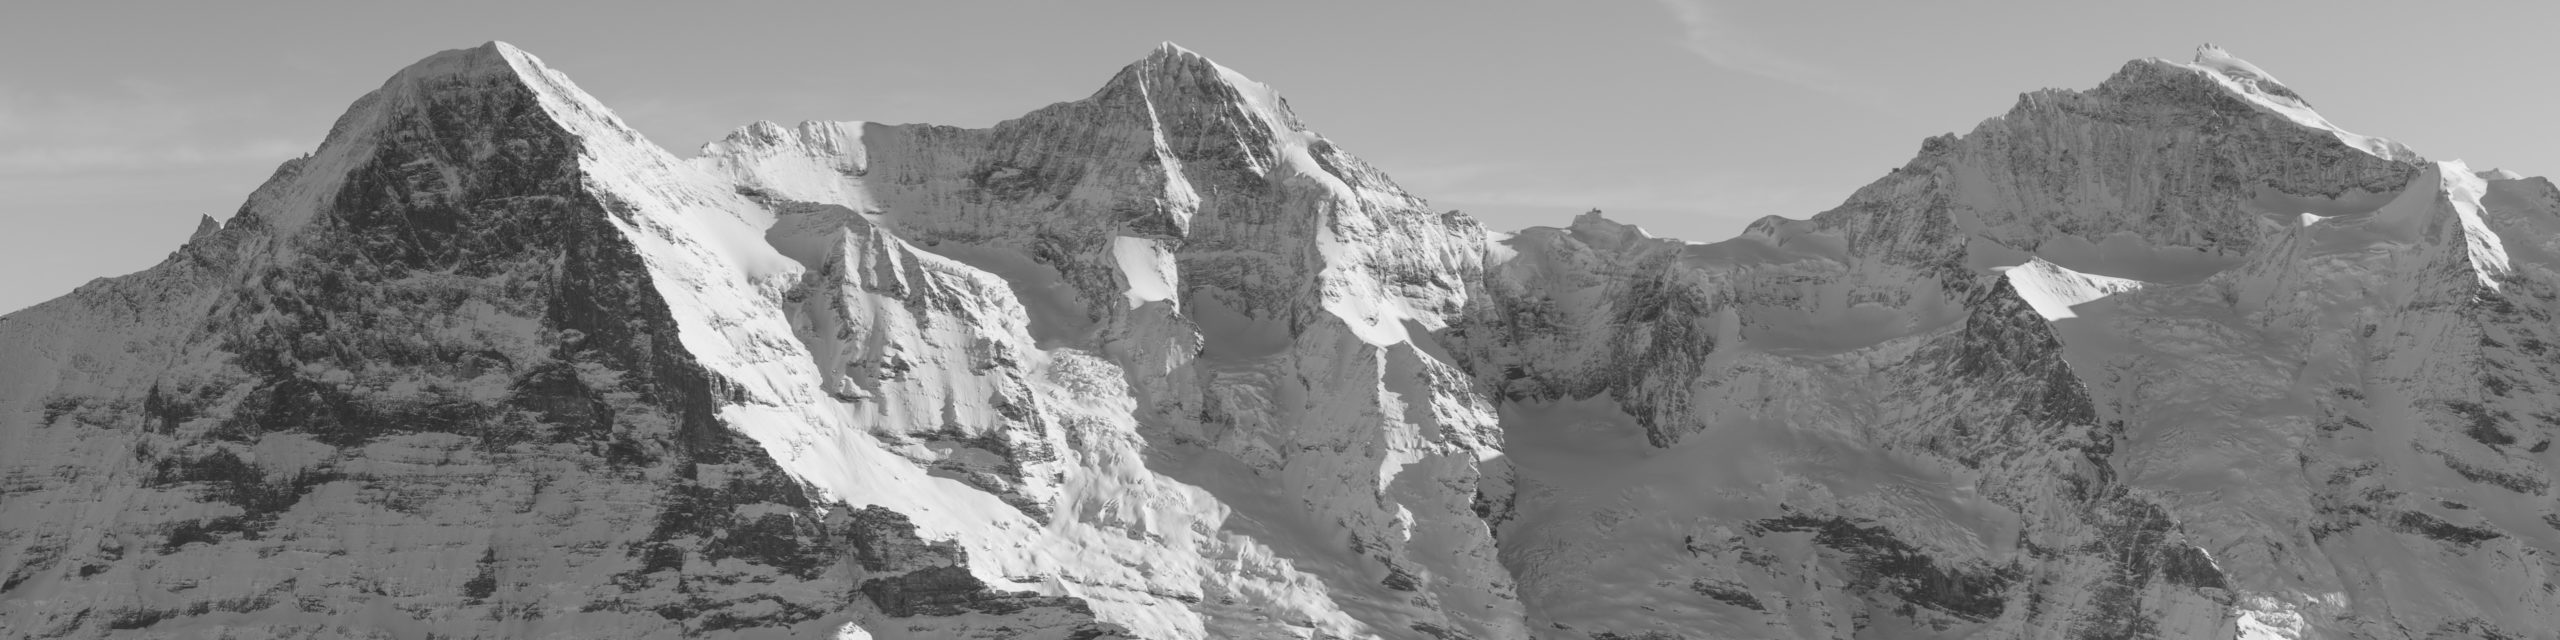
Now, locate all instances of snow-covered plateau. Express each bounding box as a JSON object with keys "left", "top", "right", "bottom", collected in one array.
[{"left": 2, "top": 41, "right": 2555, "bottom": 639}]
